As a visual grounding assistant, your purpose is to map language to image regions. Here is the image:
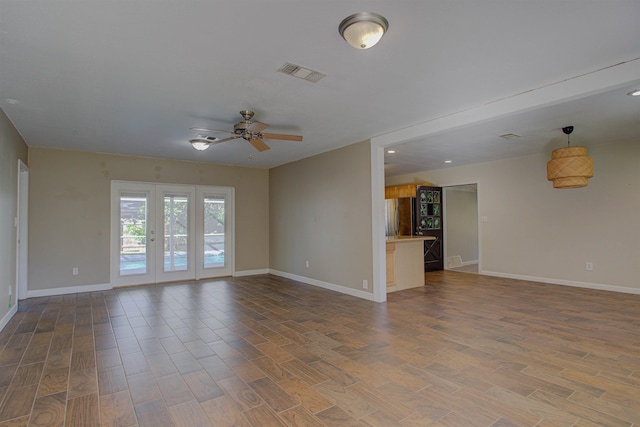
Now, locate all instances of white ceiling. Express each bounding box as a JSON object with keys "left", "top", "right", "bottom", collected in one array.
[{"left": 1, "top": 1, "right": 639, "bottom": 176}]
